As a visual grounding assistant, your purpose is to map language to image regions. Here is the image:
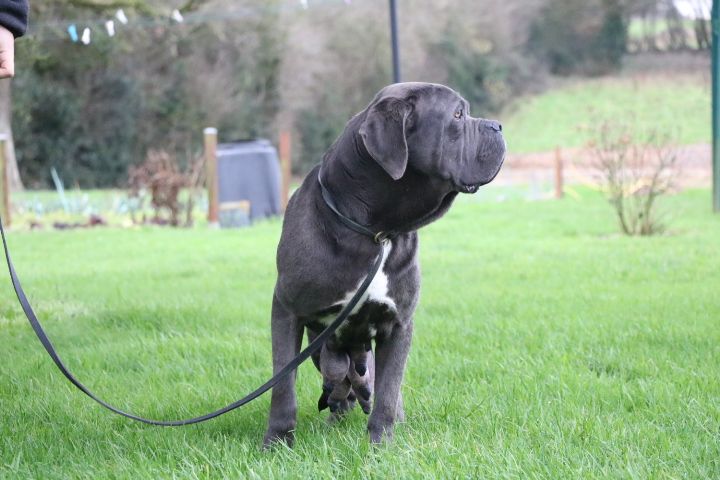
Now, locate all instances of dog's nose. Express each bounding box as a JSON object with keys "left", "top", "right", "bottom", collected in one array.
[{"left": 484, "top": 120, "right": 502, "bottom": 133}]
